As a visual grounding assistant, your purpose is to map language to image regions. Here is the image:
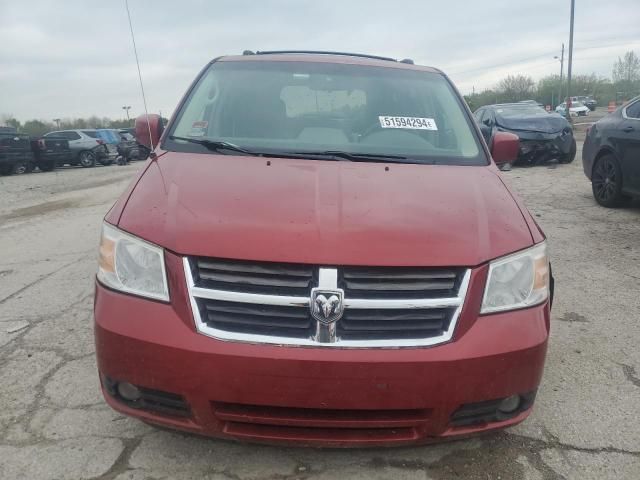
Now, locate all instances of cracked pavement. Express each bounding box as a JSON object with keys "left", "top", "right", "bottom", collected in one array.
[{"left": 1, "top": 127, "right": 639, "bottom": 479}]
